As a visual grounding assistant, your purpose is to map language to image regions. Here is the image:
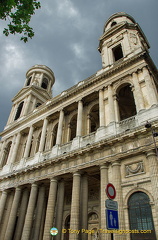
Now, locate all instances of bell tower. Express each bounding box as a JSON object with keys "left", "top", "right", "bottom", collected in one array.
[
  {"left": 98, "top": 12, "right": 150, "bottom": 70},
  {"left": 6, "top": 65, "right": 55, "bottom": 126}
]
